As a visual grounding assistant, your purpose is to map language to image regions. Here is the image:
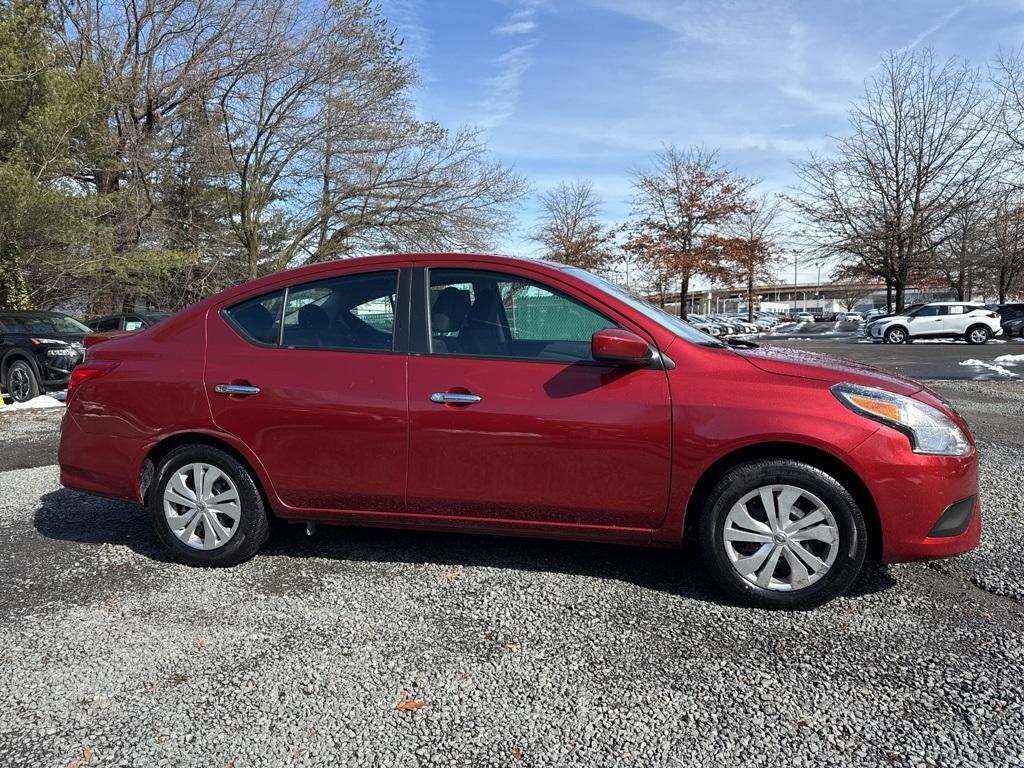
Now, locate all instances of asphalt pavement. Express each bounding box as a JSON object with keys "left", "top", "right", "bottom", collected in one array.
[{"left": 763, "top": 333, "right": 1024, "bottom": 380}]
